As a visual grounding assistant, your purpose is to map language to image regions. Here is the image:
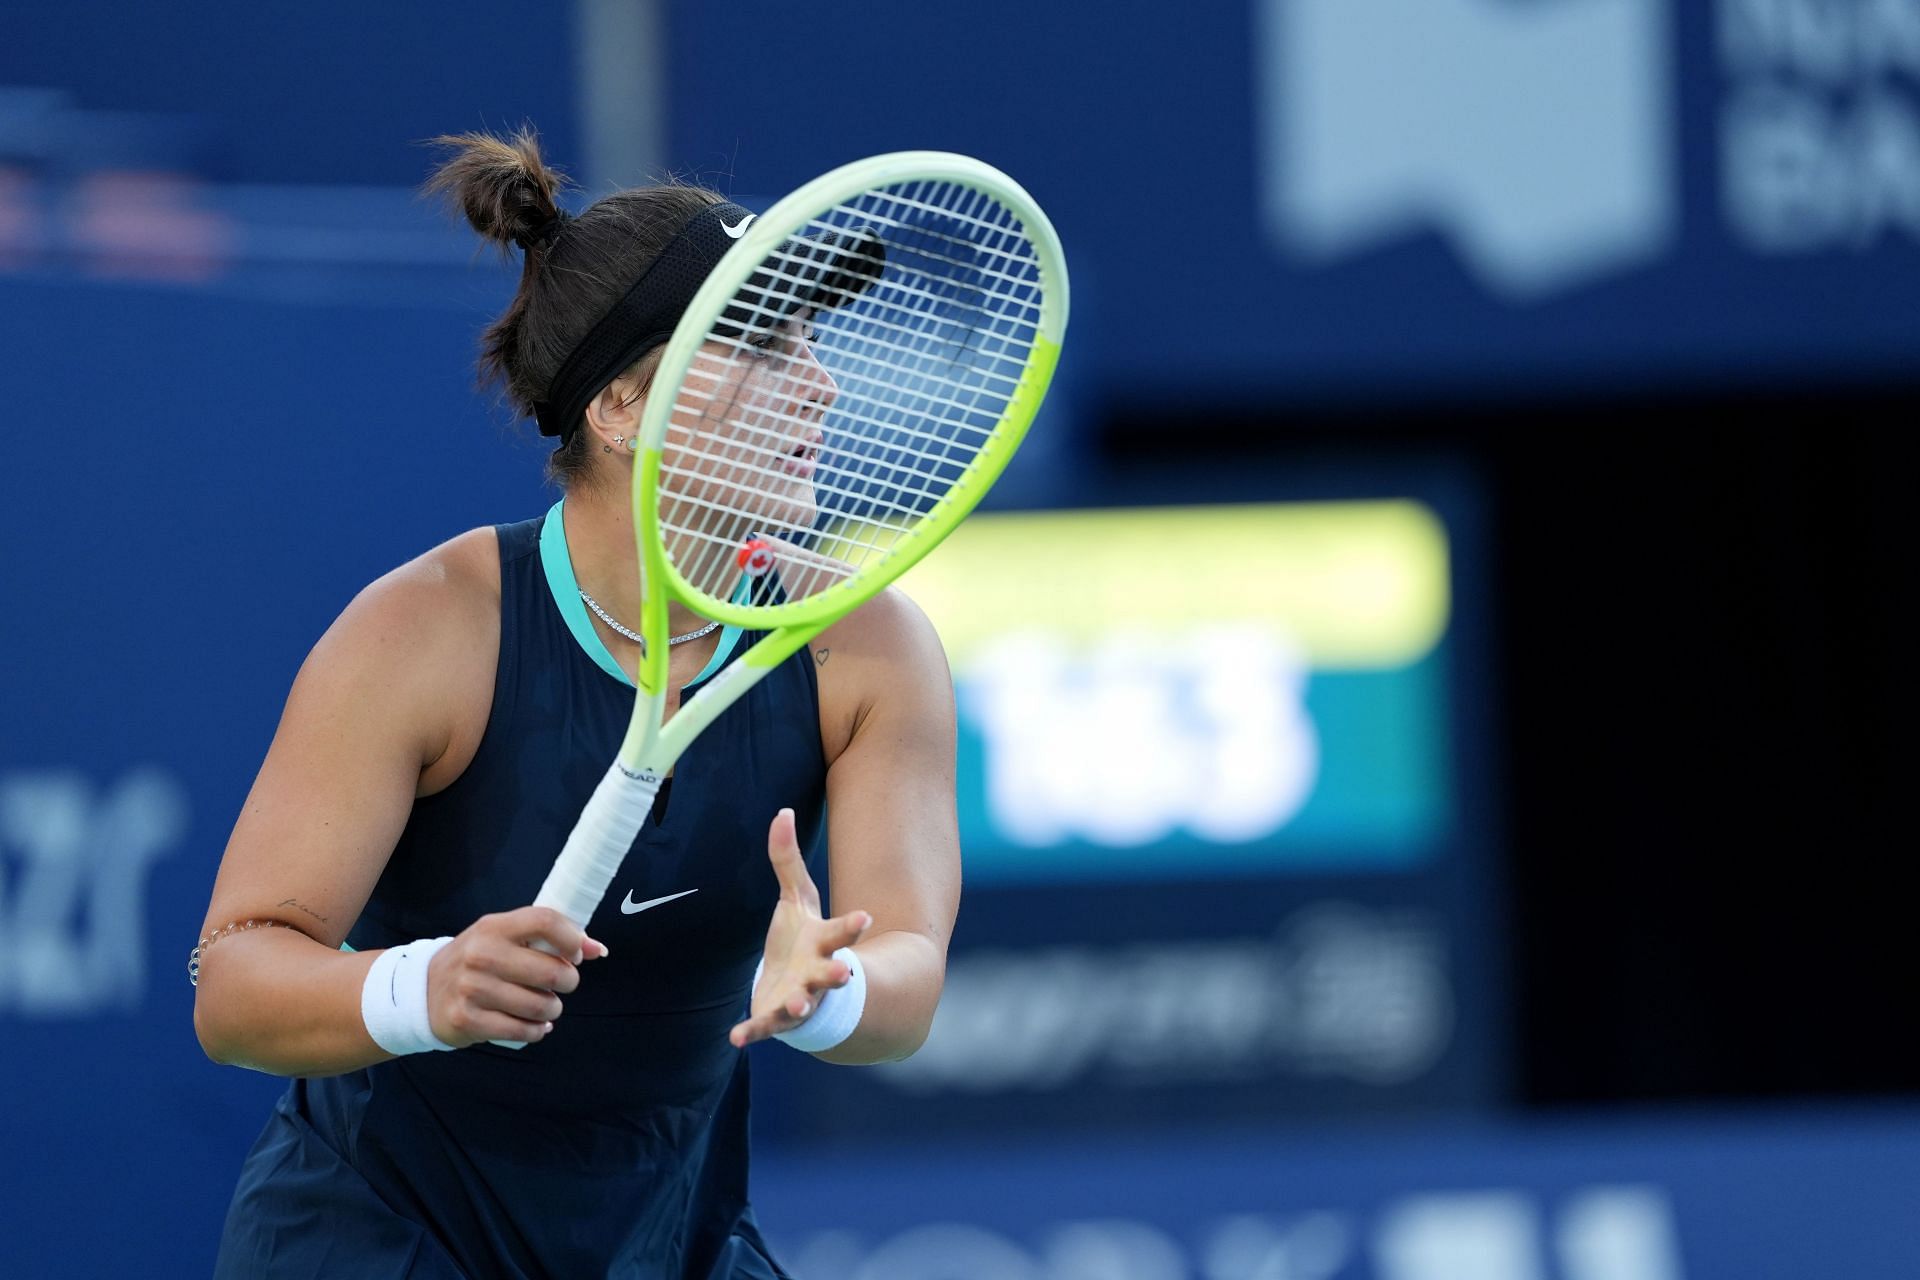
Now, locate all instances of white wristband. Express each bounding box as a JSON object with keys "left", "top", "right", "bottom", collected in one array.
[
  {"left": 756, "top": 947, "right": 867, "bottom": 1054},
  {"left": 362, "top": 937, "right": 458, "bottom": 1056}
]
